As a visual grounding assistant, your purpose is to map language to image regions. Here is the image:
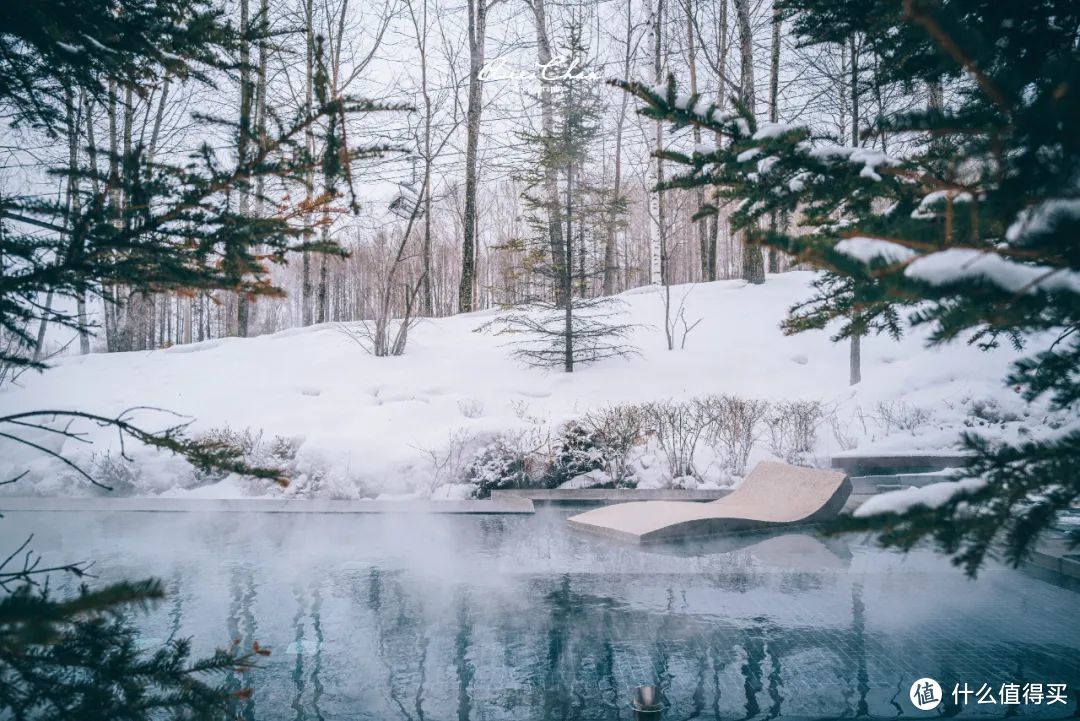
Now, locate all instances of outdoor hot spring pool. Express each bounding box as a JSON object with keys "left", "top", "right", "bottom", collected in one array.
[{"left": 3, "top": 508, "right": 1078, "bottom": 719}]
